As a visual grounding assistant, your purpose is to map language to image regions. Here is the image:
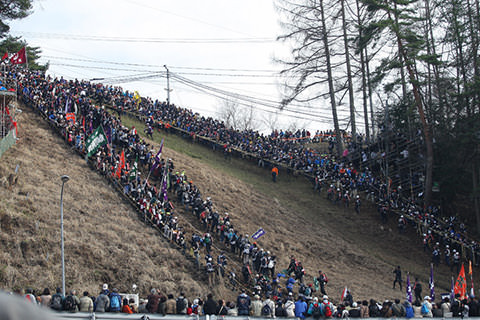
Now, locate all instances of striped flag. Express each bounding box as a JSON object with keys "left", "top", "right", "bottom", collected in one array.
[
  {"left": 406, "top": 273, "right": 412, "bottom": 303},
  {"left": 430, "top": 264, "right": 435, "bottom": 301}
]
